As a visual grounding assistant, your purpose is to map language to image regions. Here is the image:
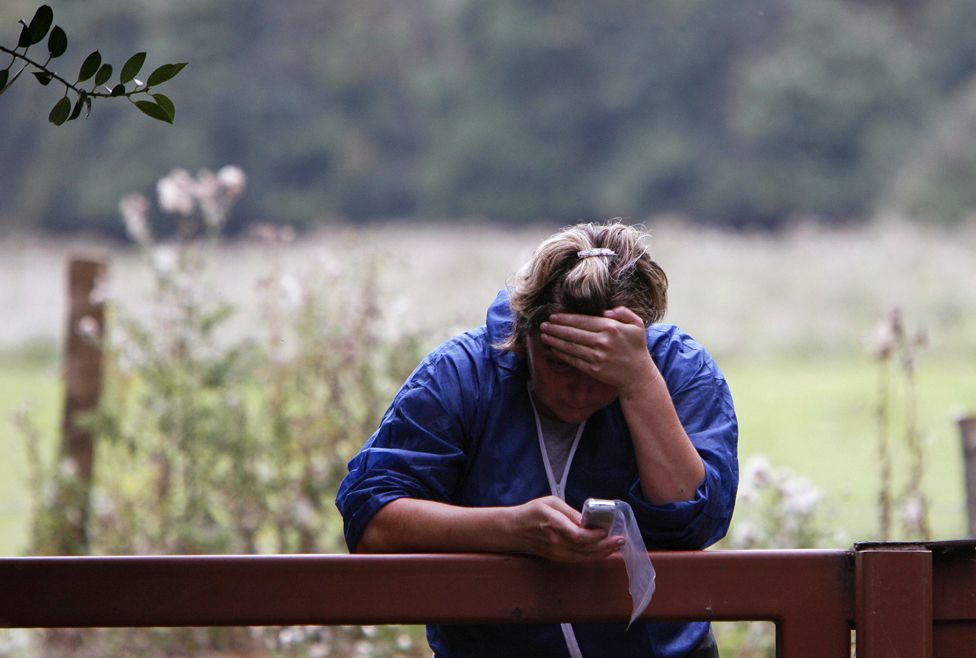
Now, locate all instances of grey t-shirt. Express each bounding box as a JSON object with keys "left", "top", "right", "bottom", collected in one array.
[{"left": 538, "top": 413, "right": 582, "bottom": 480}]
